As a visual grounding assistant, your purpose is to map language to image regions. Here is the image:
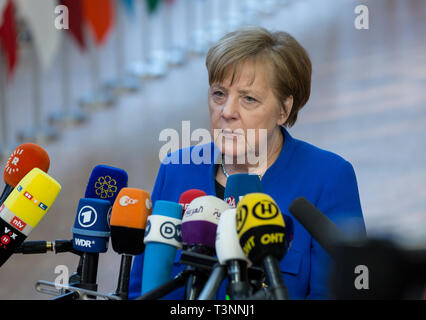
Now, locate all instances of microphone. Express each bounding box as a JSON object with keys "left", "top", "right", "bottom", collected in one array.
[
  {"left": 288, "top": 197, "right": 345, "bottom": 259},
  {"left": 0, "top": 168, "right": 61, "bottom": 267},
  {"left": 178, "top": 189, "right": 207, "bottom": 215},
  {"left": 214, "top": 208, "right": 252, "bottom": 300},
  {"left": 141, "top": 200, "right": 183, "bottom": 296},
  {"left": 0, "top": 143, "right": 50, "bottom": 205},
  {"left": 70, "top": 164, "right": 128, "bottom": 293},
  {"left": 236, "top": 193, "right": 291, "bottom": 300},
  {"left": 181, "top": 195, "right": 230, "bottom": 300},
  {"left": 224, "top": 174, "right": 263, "bottom": 208},
  {"left": 84, "top": 164, "right": 128, "bottom": 206},
  {"left": 110, "top": 188, "right": 152, "bottom": 299},
  {"left": 71, "top": 198, "right": 111, "bottom": 292}
]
